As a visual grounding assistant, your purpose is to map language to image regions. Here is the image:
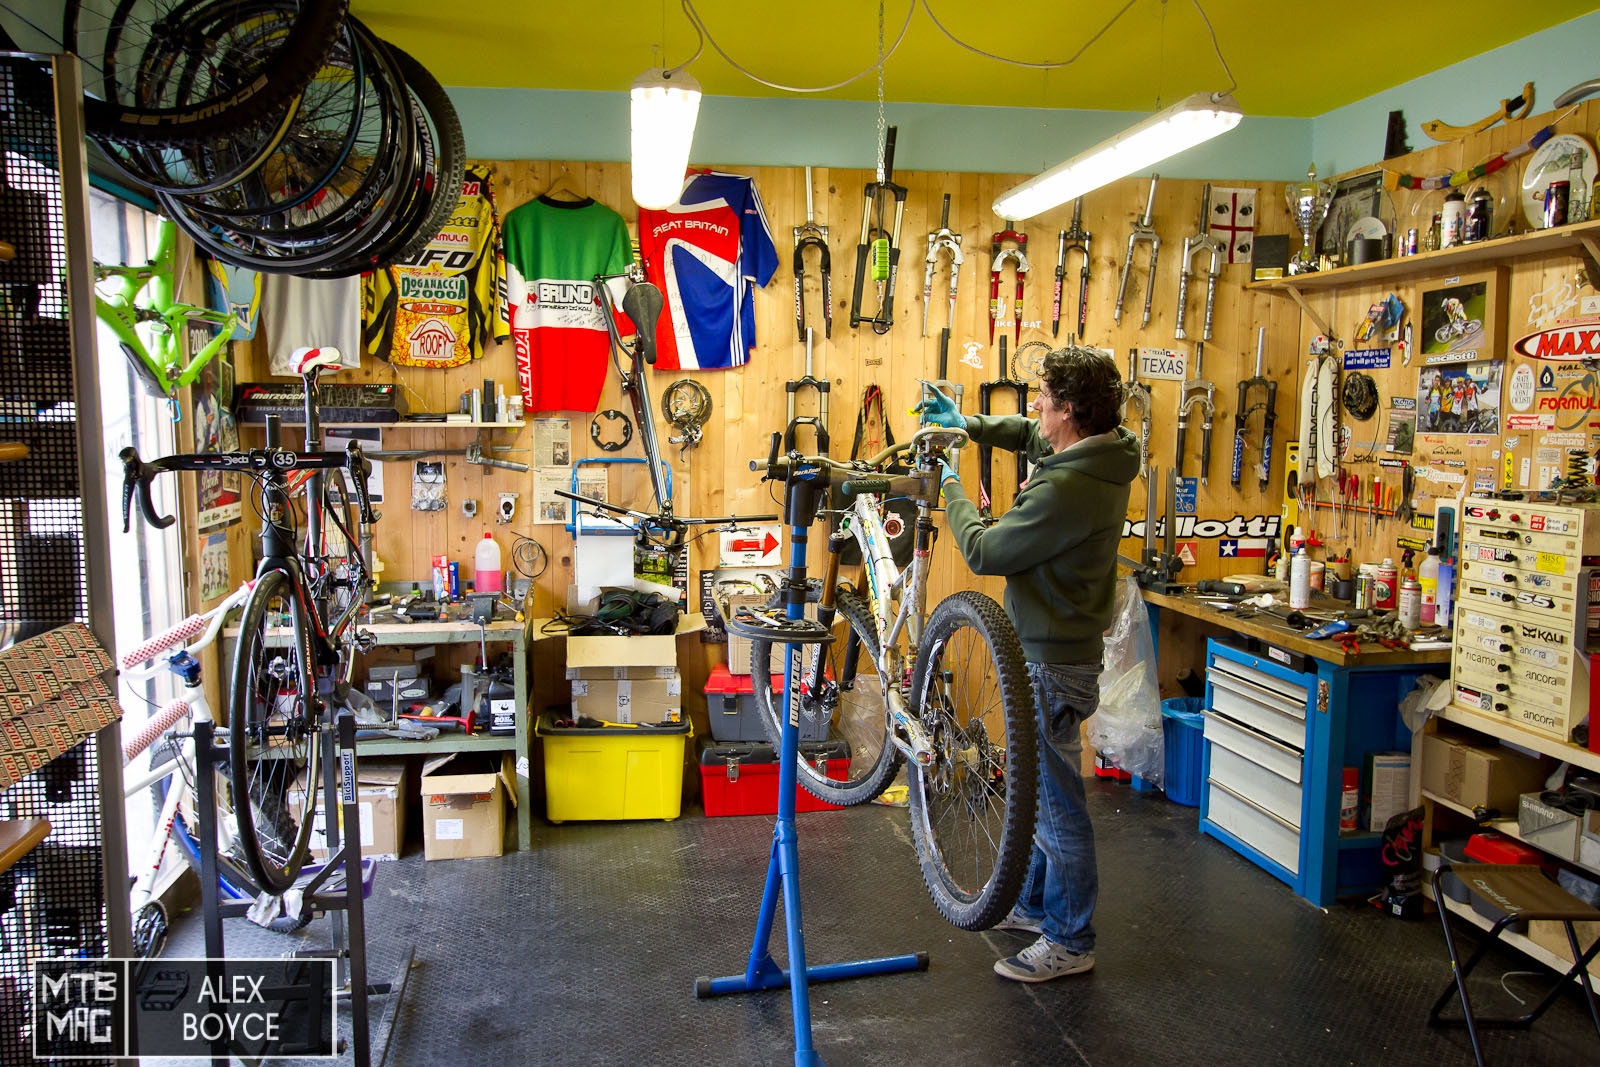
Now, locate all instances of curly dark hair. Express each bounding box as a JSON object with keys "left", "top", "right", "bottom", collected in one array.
[{"left": 1039, "top": 345, "right": 1125, "bottom": 436}]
